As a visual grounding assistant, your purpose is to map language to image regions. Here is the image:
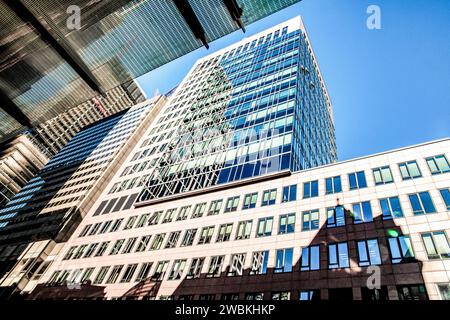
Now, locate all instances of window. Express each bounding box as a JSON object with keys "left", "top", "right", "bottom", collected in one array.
[
  {"left": 421, "top": 231, "right": 450, "bottom": 259},
  {"left": 135, "top": 262, "right": 153, "bottom": 282},
  {"left": 123, "top": 216, "right": 137, "bottom": 230},
  {"left": 162, "top": 208, "right": 177, "bottom": 223},
  {"left": 73, "top": 246, "right": 87, "bottom": 259},
  {"left": 373, "top": 166, "right": 394, "bottom": 185},
  {"left": 302, "top": 210, "right": 319, "bottom": 231},
  {"left": 300, "top": 245, "right": 320, "bottom": 271},
  {"left": 99, "top": 221, "right": 112, "bottom": 234},
  {"left": 63, "top": 246, "right": 76, "bottom": 260},
  {"left": 408, "top": 191, "right": 436, "bottom": 215},
  {"left": 78, "top": 225, "right": 91, "bottom": 237},
  {"left": 109, "top": 239, "right": 125, "bottom": 255},
  {"left": 380, "top": 196, "right": 403, "bottom": 219},
  {"left": 198, "top": 226, "right": 215, "bottom": 244},
  {"left": 361, "top": 286, "right": 389, "bottom": 301},
  {"left": 243, "top": 192, "right": 258, "bottom": 209},
  {"left": 80, "top": 268, "right": 95, "bottom": 283},
  {"left": 148, "top": 211, "right": 162, "bottom": 225},
  {"left": 399, "top": 160, "right": 422, "bottom": 180},
  {"left": 440, "top": 188, "right": 450, "bottom": 210},
  {"left": 228, "top": 253, "right": 246, "bottom": 276},
  {"left": 262, "top": 189, "right": 277, "bottom": 206},
  {"left": 275, "top": 248, "right": 293, "bottom": 273},
  {"left": 357, "top": 239, "right": 382, "bottom": 266},
  {"left": 438, "top": 283, "right": 450, "bottom": 300},
  {"left": 207, "top": 200, "right": 222, "bottom": 215},
  {"left": 216, "top": 223, "right": 233, "bottom": 242},
  {"left": 110, "top": 219, "right": 123, "bottom": 232},
  {"left": 150, "top": 233, "right": 165, "bottom": 250},
  {"left": 303, "top": 180, "right": 318, "bottom": 198},
  {"left": 120, "top": 264, "right": 138, "bottom": 283},
  {"left": 95, "top": 242, "right": 109, "bottom": 257},
  {"left": 278, "top": 213, "right": 295, "bottom": 234},
  {"left": 352, "top": 201, "right": 373, "bottom": 224},
  {"left": 282, "top": 184, "right": 297, "bottom": 202},
  {"left": 224, "top": 196, "right": 239, "bottom": 213},
  {"left": 236, "top": 220, "right": 252, "bottom": 240},
  {"left": 165, "top": 231, "right": 181, "bottom": 248},
  {"left": 388, "top": 235, "right": 415, "bottom": 263},
  {"left": 121, "top": 237, "right": 137, "bottom": 254},
  {"left": 176, "top": 206, "right": 191, "bottom": 221},
  {"left": 152, "top": 261, "right": 169, "bottom": 281},
  {"left": 181, "top": 229, "right": 197, "bottom": 247},
  {"left": 328, "top": 242, "right": 349, "bottom": 269},
  {"left": 250, "top": 251, "right": 269, "bottom": 275},
  {"left": 93, "top": 266, "right": 110, "bottom": 284},
  {"left": 187, "top": 258, "right": 204, "bottom": 279},
  {"left": 329, "top": 288, "right": 353, "bottom": 301},
  {"left": 245, "top": 293, "right": 264, "bottom": 300},
  {"left": 83, "top": 243, "right": 99, "bottom": 258},
  {"left": 271, "top": 292, "right": 290, "bottom": 300},
  {"left": 299, "top": 290, "right": 320, "bottom": 300},
  {"left": 325, "top": 176, "right": 342, "bottom": 194},
  {"left": 88, "top": 223, "right": 101, "bottom": 235},
  {"left": 397, "top": 284, "right": 428, "bottom": 300},
  {"left": 168, "top": 259, "right": 187, "bottom": 280},
  {"left": 348, "top": 171, "right": 367, "bottom": 190},
  {"left": 426, "top": 155, "right": 450, "bottom": 175},
  {"left": 256, "top": 217, "right": 273, "bottom": 237},
  {"left": 191, "top": 202, "right": 206, "bottom": 218},
  {"left": 106, "top": 265, "right": 124, "bottom": 284},
  {"left": 135, "top": 235, "right": 151, "bottom": 252},
  {"left": 135, "top": 214, "right": 150, "bottom": 228},
  {"left": 207, "top": 256, "right": 224, "bottom": 278},
  {"left": 327, "top": 205, "right": 346, "bottom": 228}
]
